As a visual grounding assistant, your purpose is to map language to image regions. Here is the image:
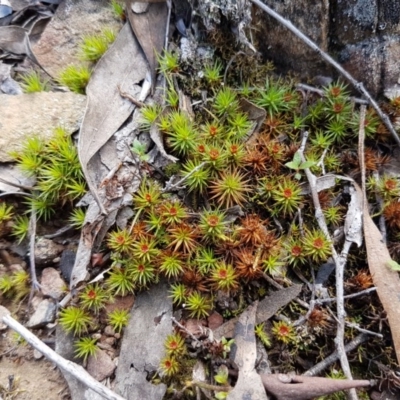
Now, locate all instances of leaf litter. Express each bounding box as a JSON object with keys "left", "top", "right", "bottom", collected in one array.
[{"left": 2, "top": 1, "right": 400, "bottom": 400}]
